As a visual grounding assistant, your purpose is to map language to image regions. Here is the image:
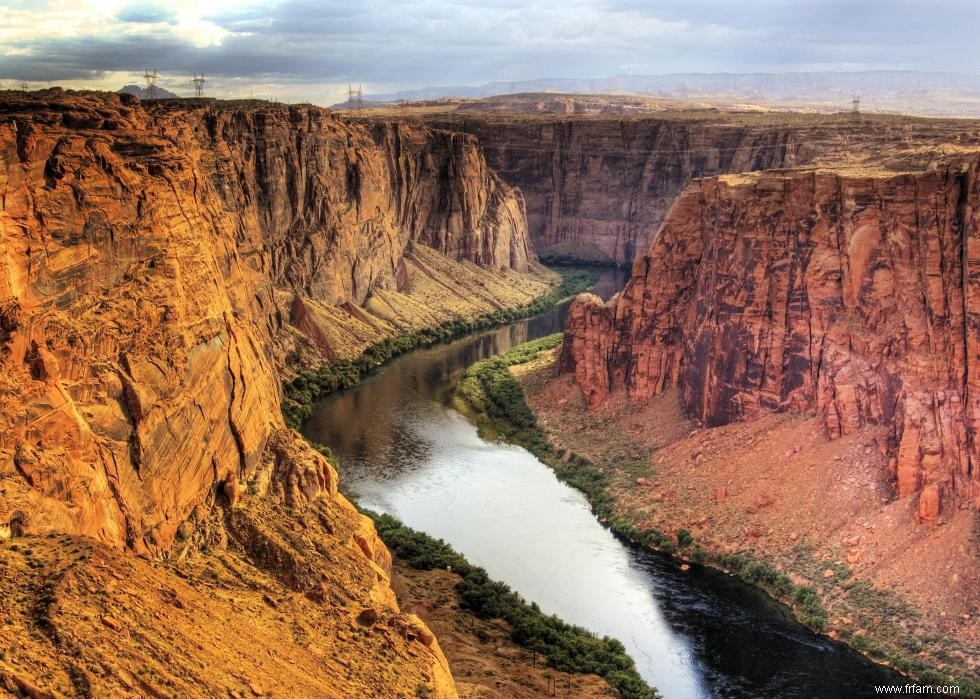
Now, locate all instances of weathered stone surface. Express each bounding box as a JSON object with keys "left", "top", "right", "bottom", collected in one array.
[
  {"left": 0, "top": 90, "right": 533, "bottom": 556},
  {"left": 433, "top": 113, "right": 980, "bottom": 265},
  {"left": 563, "top": 161, "right": 980, "bottom": 518}
]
